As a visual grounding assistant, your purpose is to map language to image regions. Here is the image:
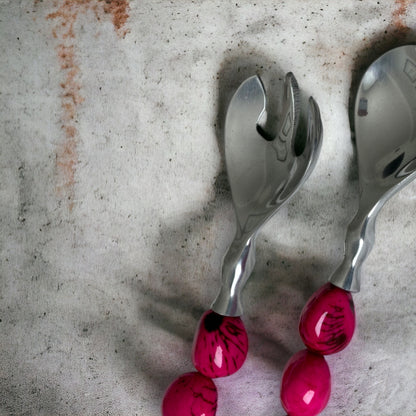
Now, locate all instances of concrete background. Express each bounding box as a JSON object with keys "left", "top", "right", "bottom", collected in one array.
[{"left": 1, "top": 0, "right": 415, "bottom": 415}]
